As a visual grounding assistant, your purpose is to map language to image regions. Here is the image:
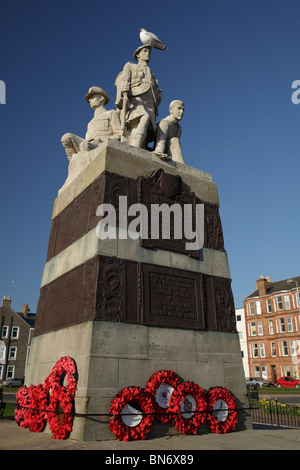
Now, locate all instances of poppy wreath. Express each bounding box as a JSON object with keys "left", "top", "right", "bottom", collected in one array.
[
  {"left": 168, "top": 381, "right": 207, "bottom": 434},
  {"left": 15, "top": 357, "right": 78, "bottom": 439},
  {"left": 44, "top": 356, "right": 78, "bottom": 439},
  {"left": 15, "top": 384, "right": 48, "bottom": 433},
  {"left": 145, "top": 370, "right": 181, "bottom": 423},
  {"left": 44, "top": 356, "right": 78, "bottom": 395},
  {"left": 46, "top": 387, "right": 75, "bottom": 439},
  {"left": 15, "top": 386, "right": 31, "bottom": 428},
  {"left": 109, "top": 386, "right": 156, "bottom": 441},
  {"left": 206, "top": 386, "right": 238, "bottom": 434}
]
